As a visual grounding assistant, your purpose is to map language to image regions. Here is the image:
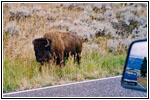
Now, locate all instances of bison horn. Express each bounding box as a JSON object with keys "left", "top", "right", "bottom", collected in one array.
[{"left": 45, "top": 39, "right": 50, "bottom": 47}]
